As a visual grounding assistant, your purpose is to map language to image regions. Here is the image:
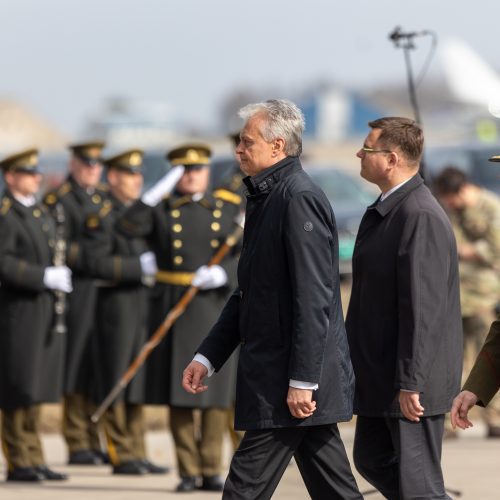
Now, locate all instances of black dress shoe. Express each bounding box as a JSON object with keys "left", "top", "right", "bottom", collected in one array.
[
  {"left": 141, "top": 459, "right": 170, "bottom": 474},
  {"left": 487, "top": 425, "right": 500, "bottom": 438},
  {"left": 176, "top": 476, "right": 198, "bottom": 492},
  {"left": 35, "top": 465, "right": 68, "bottom": 481},
  {"left": 200, "top": 475, "right": 224, "bottom": 491},
  {"left": 93, "top": 450, "right": 110, "bottom": 464},
  {"left": 113, "top": 460, "right": 148, "bottom": 475},
  {"left": 68, "top": 449, "right": 104, "bottom": 465},
  {"left": 7, "top": 467, "right": 44, "bottom": 482}
]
